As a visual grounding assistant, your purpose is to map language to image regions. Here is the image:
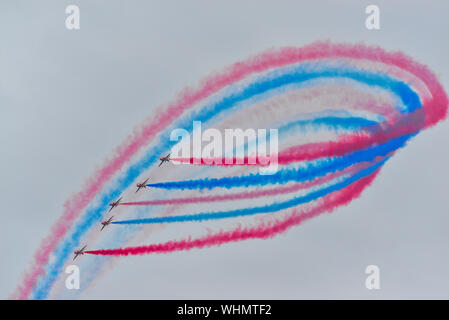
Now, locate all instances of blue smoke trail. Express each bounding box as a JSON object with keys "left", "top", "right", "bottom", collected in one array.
[
  {"left": 279, "top": 116, "right": 379, "bottom": 134},
  {"left": 146, "top": 135, "right": 411, "bottom": 190},
  {"left": 114, "top": 159, "right": 386, "bottom": 226}
]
